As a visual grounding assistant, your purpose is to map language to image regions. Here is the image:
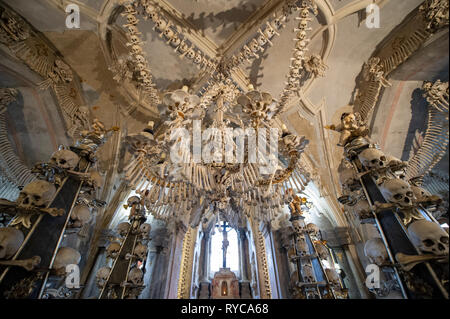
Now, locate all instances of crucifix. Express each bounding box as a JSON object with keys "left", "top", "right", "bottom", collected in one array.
[{"left": 216, "top": 221, "right": 231, "bottom": 268}]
